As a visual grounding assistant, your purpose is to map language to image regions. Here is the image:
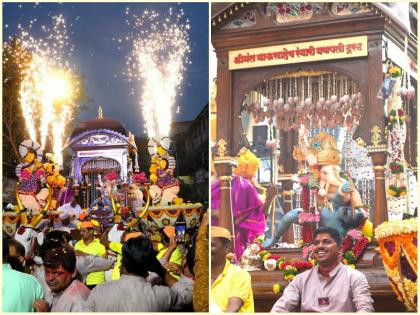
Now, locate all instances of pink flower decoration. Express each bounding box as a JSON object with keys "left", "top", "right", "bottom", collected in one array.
[
  {"left": 105, "top": 171, "right": 118, "bottom": 181},
  {"left": 347, "top": 229, "right": 363, "bottom": 240},
  {"left": 298, "top": 212, "right": 320, "bottom": 224},
  {"left": 20, "top": 169, "right": 31, "bottom": 180},
  {"left": 298, "top": 175, "right": 310, "bottom": 185},
  {"left": 34, "top": 169, "right": 45, "bottom": 178},
  {"left": 302, "top": 244, "right": 315, "bottom": 260},
  {"left": 133, "top": 172, "right": 147, "bottom": 184}
]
